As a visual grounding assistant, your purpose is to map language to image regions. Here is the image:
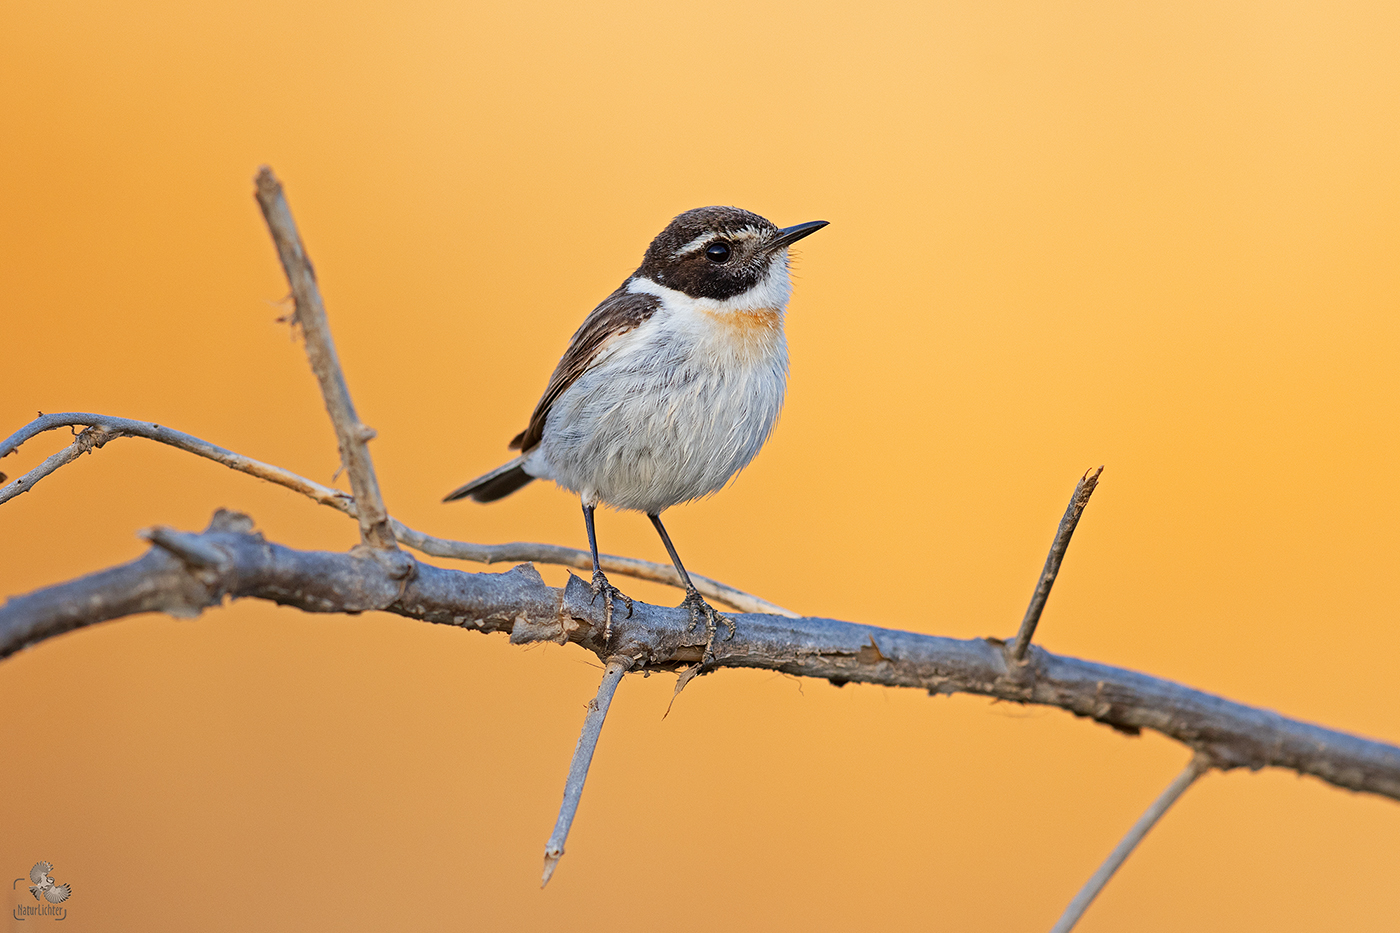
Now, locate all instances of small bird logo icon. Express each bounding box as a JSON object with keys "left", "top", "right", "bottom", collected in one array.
[{"left": 28, "top": 861, "right": 71, "bottom": 903}]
